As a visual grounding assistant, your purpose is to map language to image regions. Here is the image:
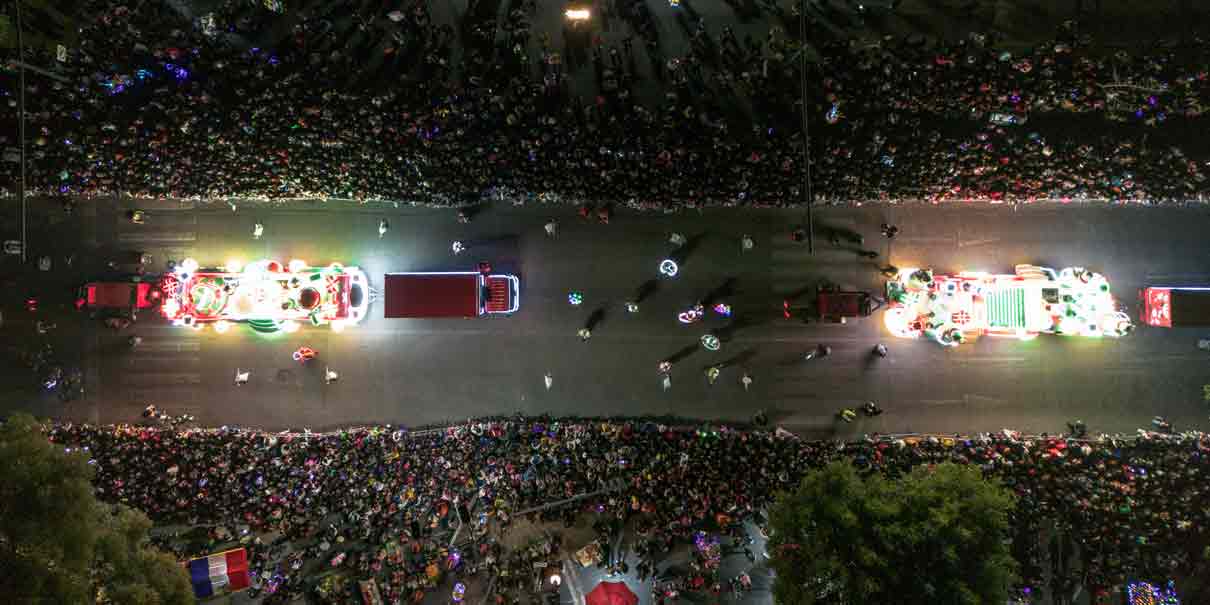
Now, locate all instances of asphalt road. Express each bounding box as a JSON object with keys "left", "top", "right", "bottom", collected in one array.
[{"left": 5, "top": 198, "right": 1209, "bottom": 437}]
